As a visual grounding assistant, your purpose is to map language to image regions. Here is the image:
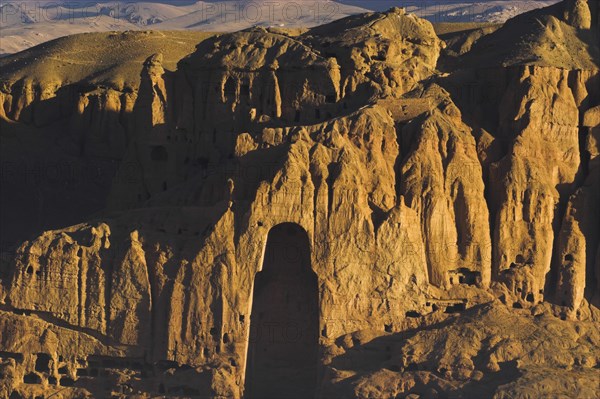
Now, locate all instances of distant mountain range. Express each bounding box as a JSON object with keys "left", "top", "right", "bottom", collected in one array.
[{"left": 0, "top": 1, "right": 560, "bottom": 54}]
